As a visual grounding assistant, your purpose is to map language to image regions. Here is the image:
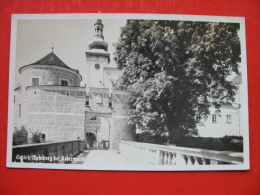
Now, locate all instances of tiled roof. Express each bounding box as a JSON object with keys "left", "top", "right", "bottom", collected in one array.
[
  {"left": 231, "top": 73, "right": 242, "bottom": 84},
  {"left": 20, "top": 51, "right": 82, "bottom": 81},
  {"left": 29, "top": 52, "right": 70, "bottom": 68}
]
